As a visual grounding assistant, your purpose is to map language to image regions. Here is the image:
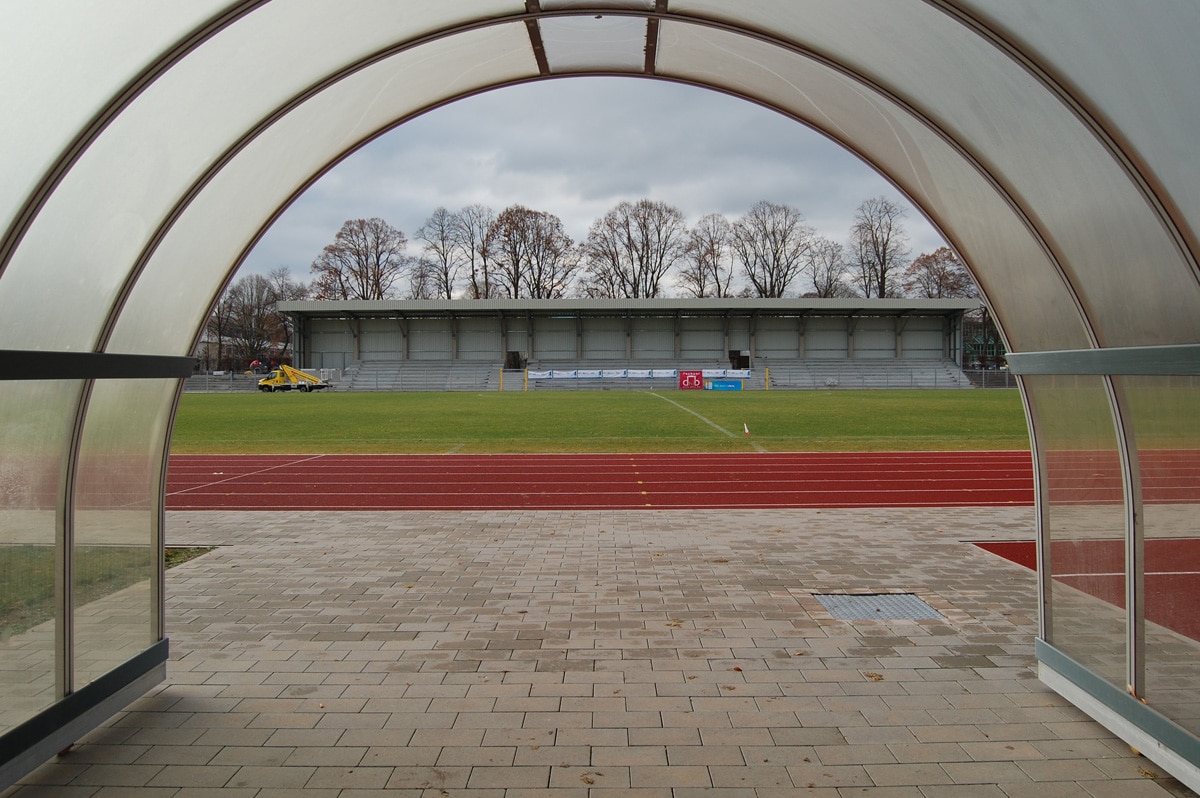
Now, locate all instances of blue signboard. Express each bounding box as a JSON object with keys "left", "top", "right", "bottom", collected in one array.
[{"left": 705, "top": 379, "right": 743, "bottom": 391}]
